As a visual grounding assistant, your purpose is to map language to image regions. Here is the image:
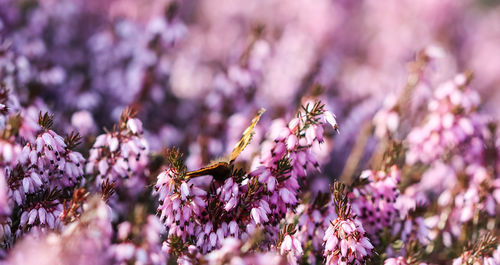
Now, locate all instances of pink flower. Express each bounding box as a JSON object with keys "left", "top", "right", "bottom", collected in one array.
[
  {"left": 323, "top": 216, "right": 373, "bottom": 265},
  {"left": 280, "top": 234, "right": 303, "bottom": 265}
]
